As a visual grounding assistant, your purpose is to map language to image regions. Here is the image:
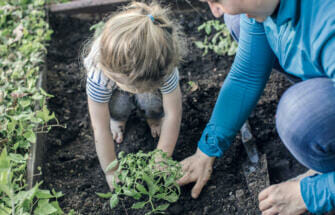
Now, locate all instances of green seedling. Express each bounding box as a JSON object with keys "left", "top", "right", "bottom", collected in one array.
[
  {"left": 195, "top": 20, "right": 238, "bottom": 56},
  {"left": 97, "top": 150, "right": 183, "bottom": 215},
  {"left": 0, "top": 0, "right": 68, "bottom": 214},
  {"left": 89, "top": 21, "right": 105, "bottom": 39},
  {"left": 188, "top": 81, "right": 199, "bottom": 92}
]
